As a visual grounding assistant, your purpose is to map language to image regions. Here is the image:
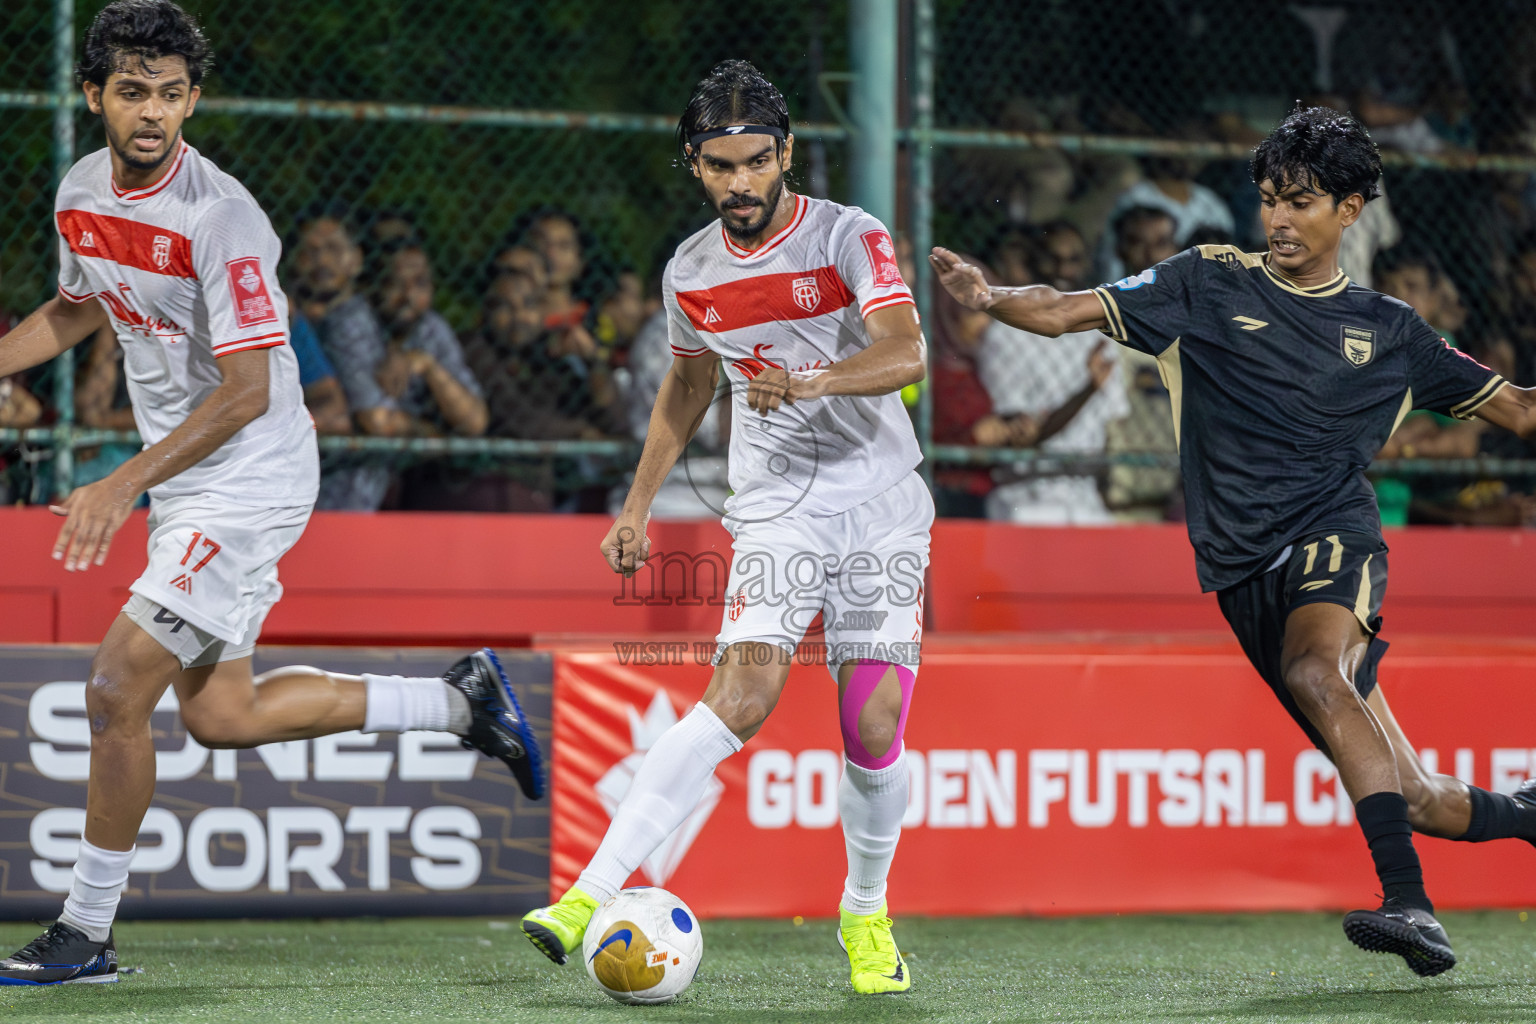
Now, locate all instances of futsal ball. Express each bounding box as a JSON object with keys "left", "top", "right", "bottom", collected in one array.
[{"left": 582, "top": 886, "right": 703, "bottom": 1005}]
